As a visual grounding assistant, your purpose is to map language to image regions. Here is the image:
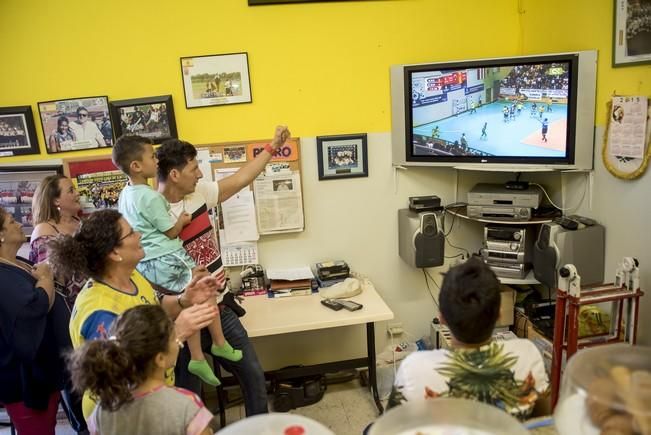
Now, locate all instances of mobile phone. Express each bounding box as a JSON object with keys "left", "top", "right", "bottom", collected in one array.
[
  {"left": 335, "top": 299, "right": 363, "bottom": 311},
  {"left": 321, "top": 299, "right": 343, "bottom": 311}
]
